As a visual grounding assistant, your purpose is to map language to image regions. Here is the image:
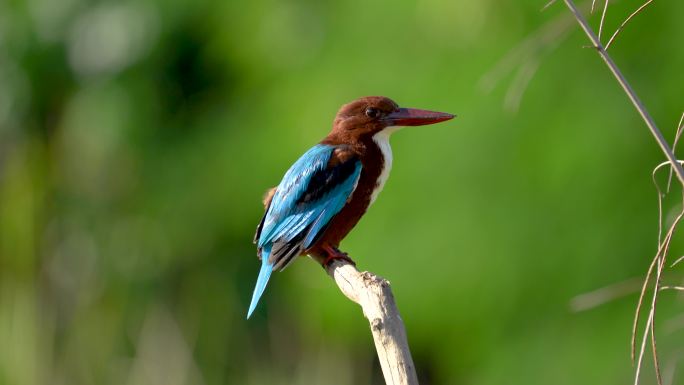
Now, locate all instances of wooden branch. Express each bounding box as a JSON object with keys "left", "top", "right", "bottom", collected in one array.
[{"left": 325, "top": 259, "right": 419, "bottom": 385}]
